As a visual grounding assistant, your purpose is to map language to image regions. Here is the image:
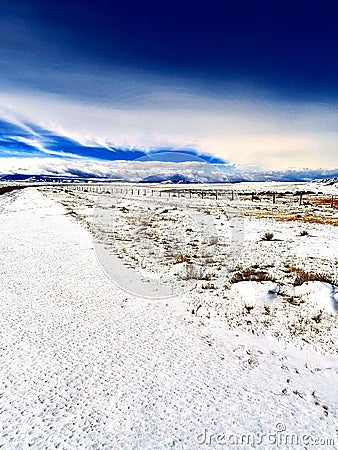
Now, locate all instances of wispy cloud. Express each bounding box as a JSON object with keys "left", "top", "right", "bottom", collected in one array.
[
  {"left": 0, "top": 93, "right": 336, "bottom": 171},
  {"left": 0, "top": 117, "right": 223, "bottom": 165}
]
